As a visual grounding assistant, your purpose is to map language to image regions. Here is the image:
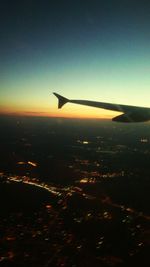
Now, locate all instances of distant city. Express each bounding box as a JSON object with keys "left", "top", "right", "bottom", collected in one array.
[{"left": 0, "top": 116, "right": 150, "bottom": 267}]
